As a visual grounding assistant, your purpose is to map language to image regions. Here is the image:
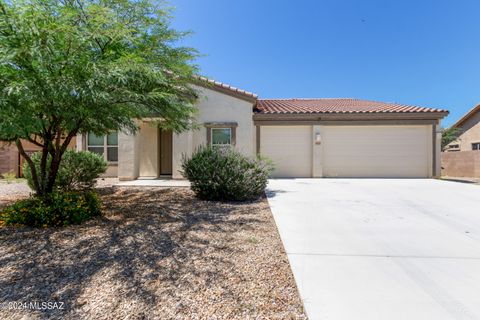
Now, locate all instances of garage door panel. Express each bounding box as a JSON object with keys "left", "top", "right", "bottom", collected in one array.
[
  {"left": 324, "top": 154, "right": 428, "bottom": 162},
  {"left": 261, "top": 126, "right": 312, "bottom": 178},
  {"left": 322, "top": 126, "right": 431, "bottom": 178},
  {"left": 325, "top": 148, "right": 427, "bottom": 157}
]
